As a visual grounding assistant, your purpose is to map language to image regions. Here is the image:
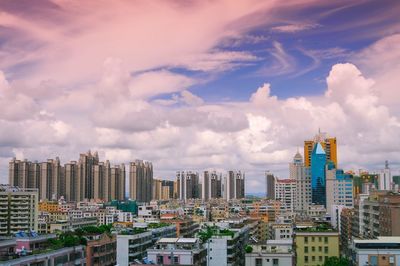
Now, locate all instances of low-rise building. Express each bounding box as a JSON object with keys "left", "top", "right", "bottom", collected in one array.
[
  {"left": 245, "top": 240, "right": 294, "bottom": 266},
  {"left": 294, "top": 225, "right": 339, "bottom": 266},
  {"left": 352, "top": 237, "right": 400, "bottom": 266},
  {"left": 1, "top": 245, "right": 85, "bottom": 266},
  {"left": 147, "top": 238, "right": 207, "bottom": 265},
  {"left": 268, "top": 223, "right": 293, "bottom": 240},
  {"left": 0, "top": 186, "right": 38, "bottom": 236},
  {"left": 86, "top": 233, "right": 116, "bottom": 266}
]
